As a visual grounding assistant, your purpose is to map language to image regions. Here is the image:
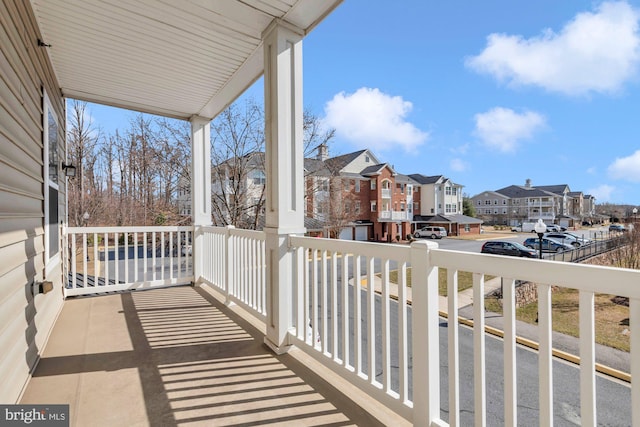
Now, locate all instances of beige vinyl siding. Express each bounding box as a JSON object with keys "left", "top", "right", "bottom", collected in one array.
[{"left": 0, "top": 1, "right": 65, "bottom": 403}]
